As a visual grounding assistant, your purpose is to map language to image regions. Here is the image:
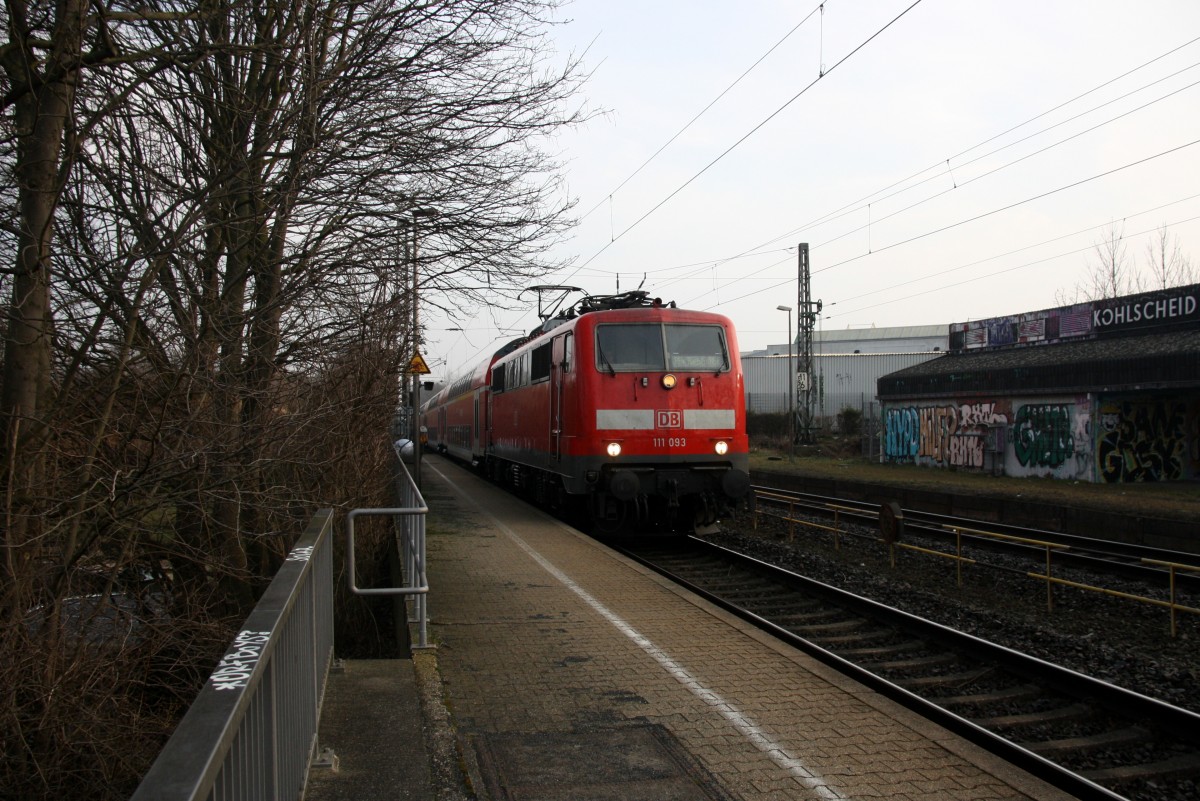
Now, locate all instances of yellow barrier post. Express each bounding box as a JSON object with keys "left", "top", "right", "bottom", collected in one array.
[
  {"left": 1143, "top": 559, "right": 1200, "bottom": 638},
  {"left": 956, "top": 529, "right": 963, "bottom": 589}
]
